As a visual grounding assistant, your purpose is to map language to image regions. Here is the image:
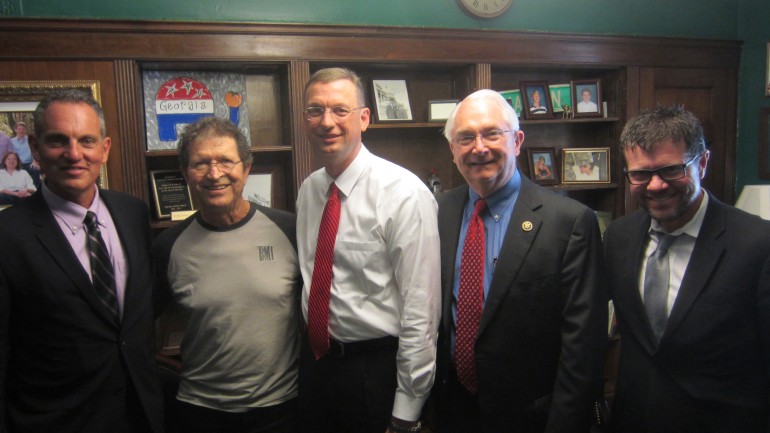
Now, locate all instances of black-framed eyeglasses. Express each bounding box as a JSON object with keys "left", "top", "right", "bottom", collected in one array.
[
  {"left": 304, "top": 106, "right": 364, "bottom": 121},
  {"left": 190, "top": 159, "right": 242, "bottom": 173},
  {"left": 623, "top": 154, "right": 700, "bottom": 185},
  {"left": 453, "top": 129, "right": 514, "bottom": 147}
]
